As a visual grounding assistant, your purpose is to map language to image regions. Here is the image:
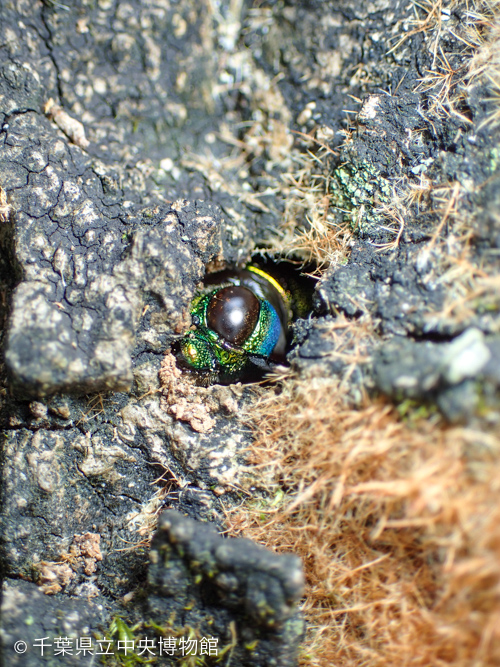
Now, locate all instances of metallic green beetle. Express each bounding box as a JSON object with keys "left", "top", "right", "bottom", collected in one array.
[{"left": 178, "top": 264, "right": 297, "bottom": 384}]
